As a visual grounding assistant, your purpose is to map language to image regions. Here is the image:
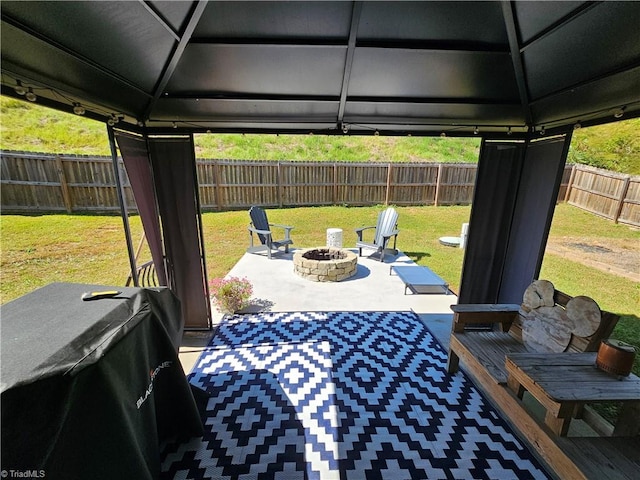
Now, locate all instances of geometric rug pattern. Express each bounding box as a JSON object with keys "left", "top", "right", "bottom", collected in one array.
[{"left": 160, "top": 311, "right": 550, "bottom": 479}]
